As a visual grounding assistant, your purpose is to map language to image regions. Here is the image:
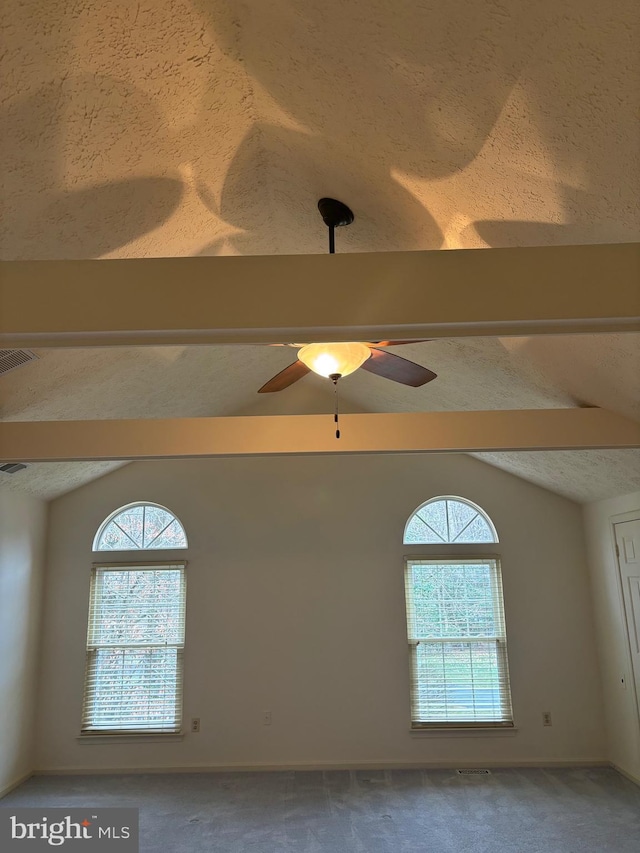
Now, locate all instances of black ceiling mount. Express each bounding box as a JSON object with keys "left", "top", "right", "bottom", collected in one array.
[
  {"left": 318, "top": 198, "right": 354, "bottom": 253},
  {"left": 317, "top": 198, "right": 354, "bottom": 228}
]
